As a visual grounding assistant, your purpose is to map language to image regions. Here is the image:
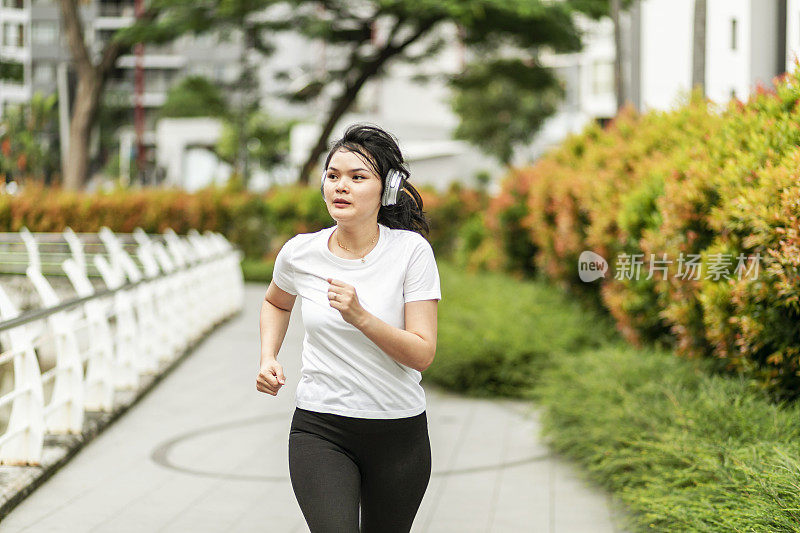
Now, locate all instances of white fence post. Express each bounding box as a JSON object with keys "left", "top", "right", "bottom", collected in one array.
[{"left": 0, "top": 227, "right": 244, "bottom": 464}]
